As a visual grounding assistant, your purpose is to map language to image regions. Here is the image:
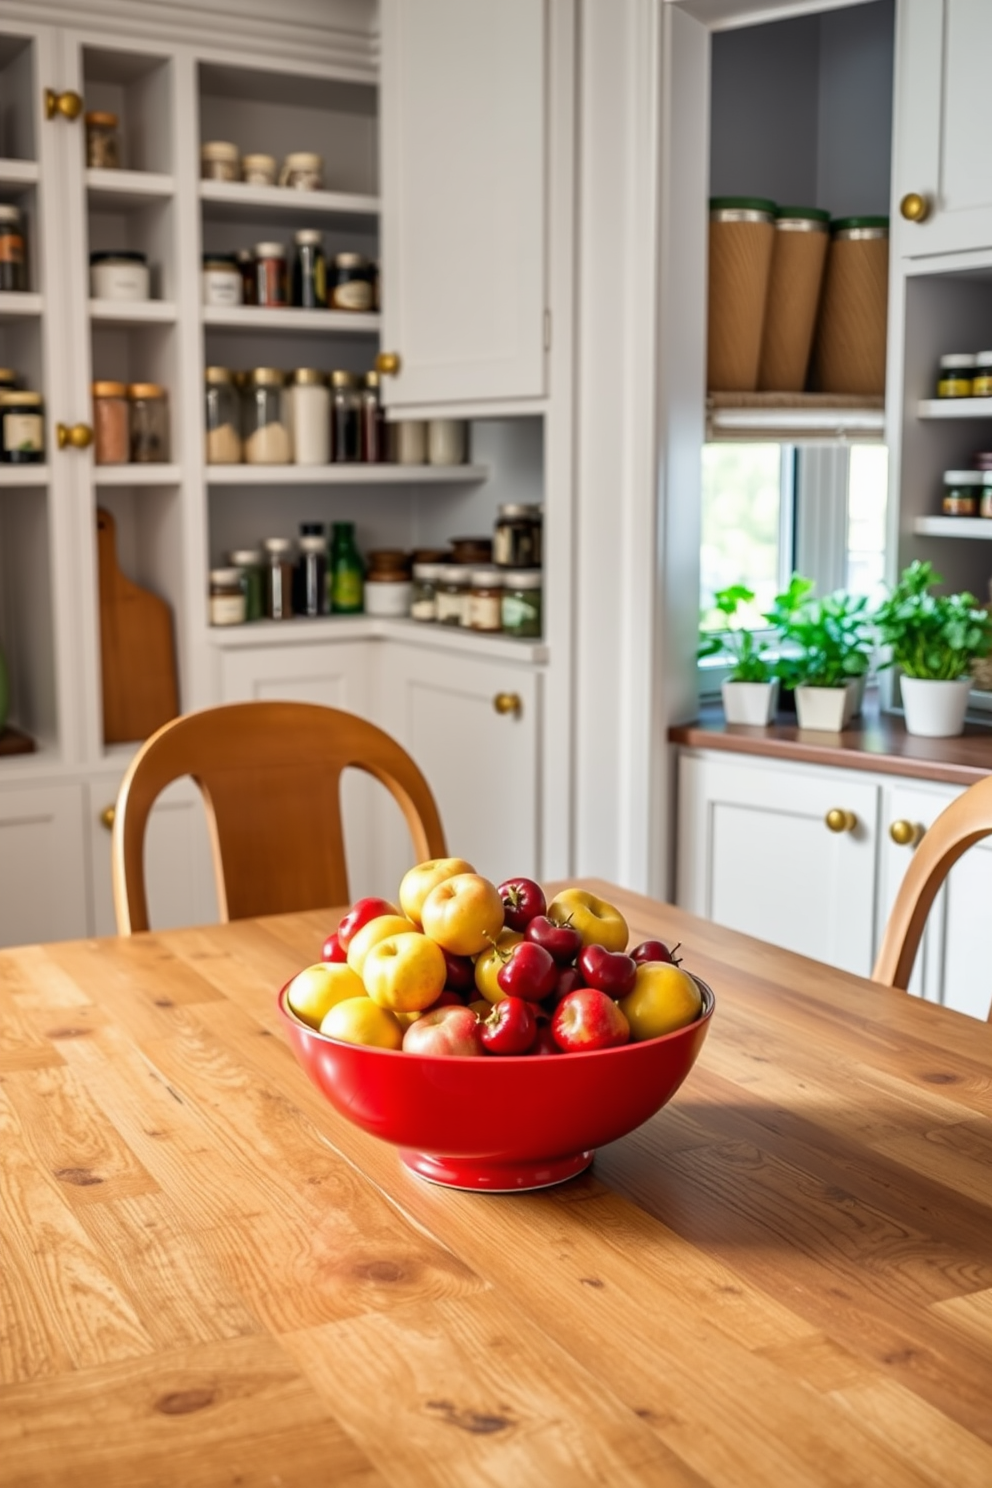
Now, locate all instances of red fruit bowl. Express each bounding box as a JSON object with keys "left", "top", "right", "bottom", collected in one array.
[{"left": 278, "top": 980, "right": 715, "bottom": 1192}]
